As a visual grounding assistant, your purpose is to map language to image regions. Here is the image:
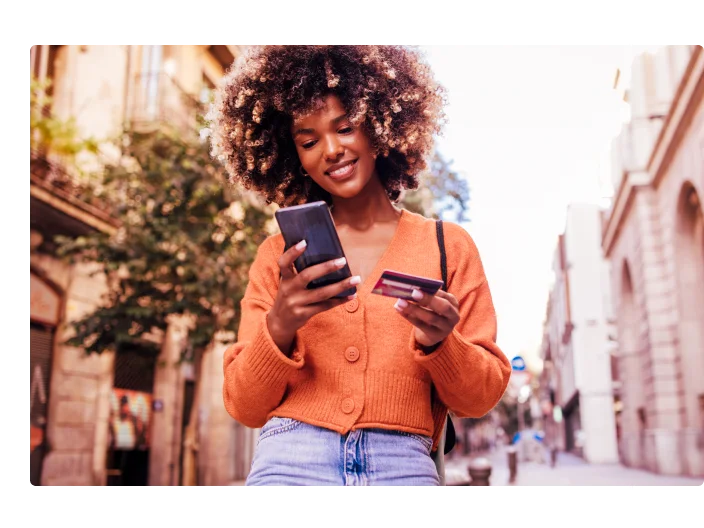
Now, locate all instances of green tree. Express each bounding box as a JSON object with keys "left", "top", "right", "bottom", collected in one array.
[
  {"left": 401, "top": 150, "right": 470, "bottom": 222},
  {"left": 56, "top": 127, "right": 274, "bottom": 358},
  {"left": 30, "top": 76, "right": 99, "bottom": 159}
]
